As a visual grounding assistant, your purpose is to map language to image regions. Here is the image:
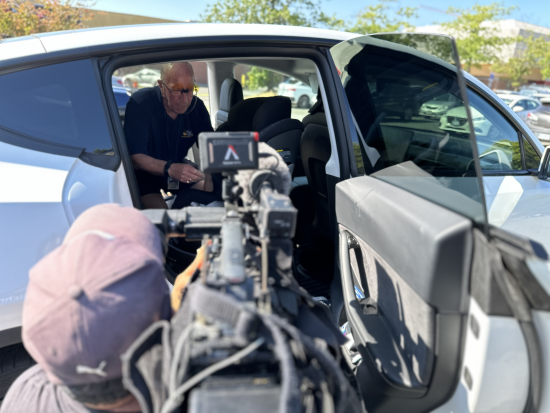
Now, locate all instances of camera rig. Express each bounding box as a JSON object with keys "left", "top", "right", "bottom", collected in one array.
[{"left": 133, "top": 132, "right": 357, "bottom": 413}]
